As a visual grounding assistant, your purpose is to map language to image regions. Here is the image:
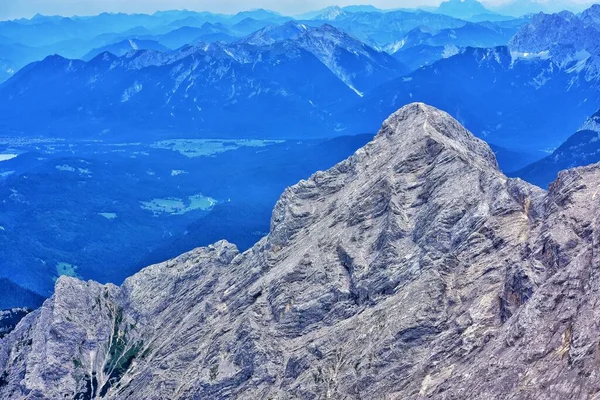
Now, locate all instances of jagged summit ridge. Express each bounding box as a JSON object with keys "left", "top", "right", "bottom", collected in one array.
[
  {"left": 2, "top": 103, "right": 600, "bottom": 399},
  {"left": 269, "top": 102, "right": 509, "bottom": 249},
  {"left": 379, "top": 102, "right": 498, "bottom": 168}
]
